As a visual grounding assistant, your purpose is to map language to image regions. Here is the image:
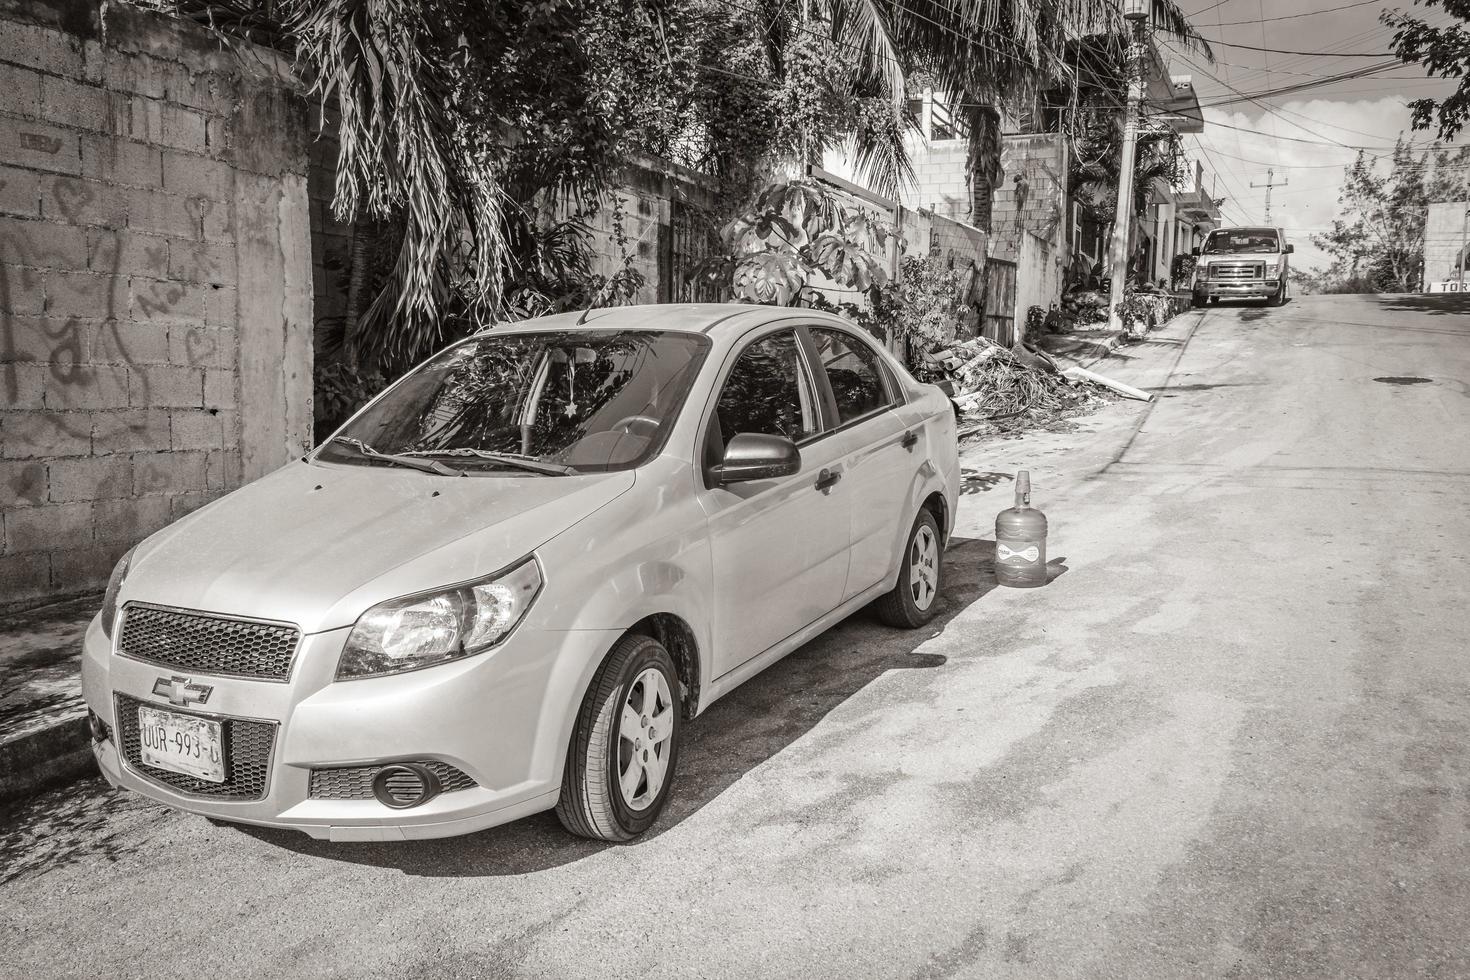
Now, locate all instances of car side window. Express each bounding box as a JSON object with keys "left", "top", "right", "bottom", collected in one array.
[
  {"left": 712, "top": 330, "right": 821, "bottom": 451},
  {"left": 809, "top": 327, "right": 895, "bottom": 424}
]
